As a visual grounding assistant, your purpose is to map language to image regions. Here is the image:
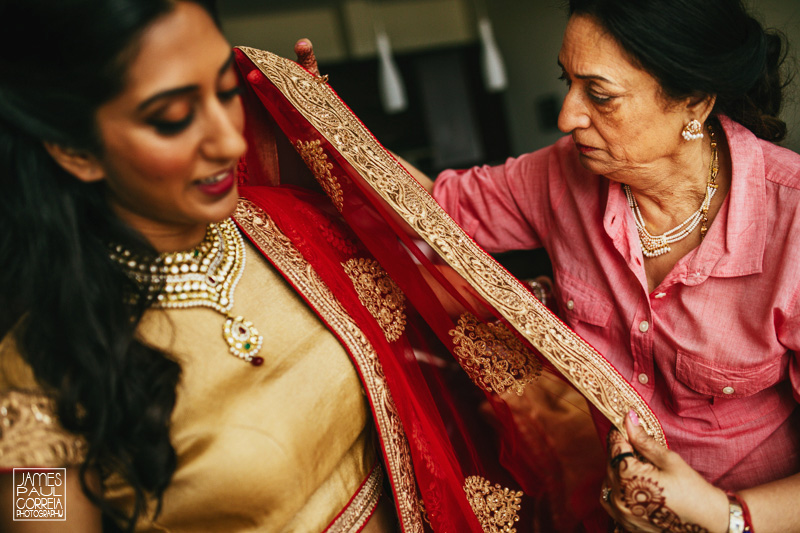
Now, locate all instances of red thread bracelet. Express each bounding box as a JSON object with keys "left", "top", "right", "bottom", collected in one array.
[{"left": 726, "top": 492, "right": 754, "bottom": 533}]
